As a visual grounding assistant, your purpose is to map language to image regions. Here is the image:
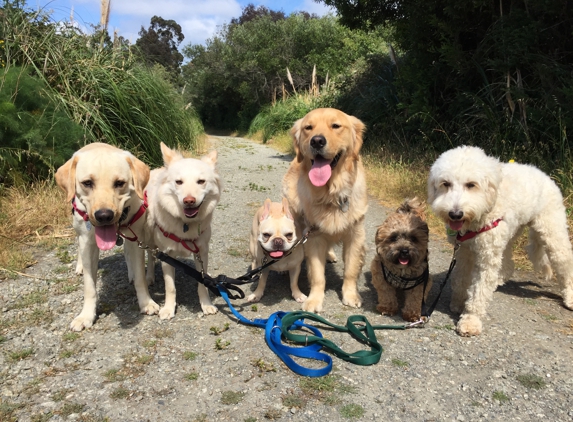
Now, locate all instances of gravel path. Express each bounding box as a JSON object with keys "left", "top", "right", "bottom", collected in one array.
[{"left": 1, "top": 136, "right": 573, "bottom": 422}]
